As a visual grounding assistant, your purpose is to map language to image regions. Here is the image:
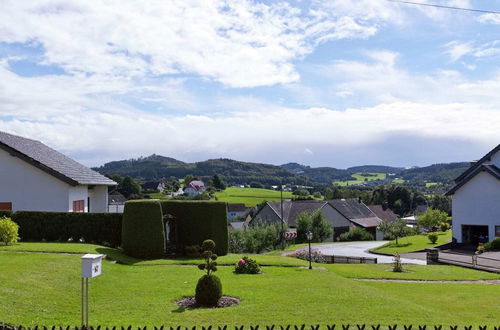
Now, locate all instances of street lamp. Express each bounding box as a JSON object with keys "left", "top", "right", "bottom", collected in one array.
[{"left": 306, "top": 231, "right": 313, "bottom": 270}]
